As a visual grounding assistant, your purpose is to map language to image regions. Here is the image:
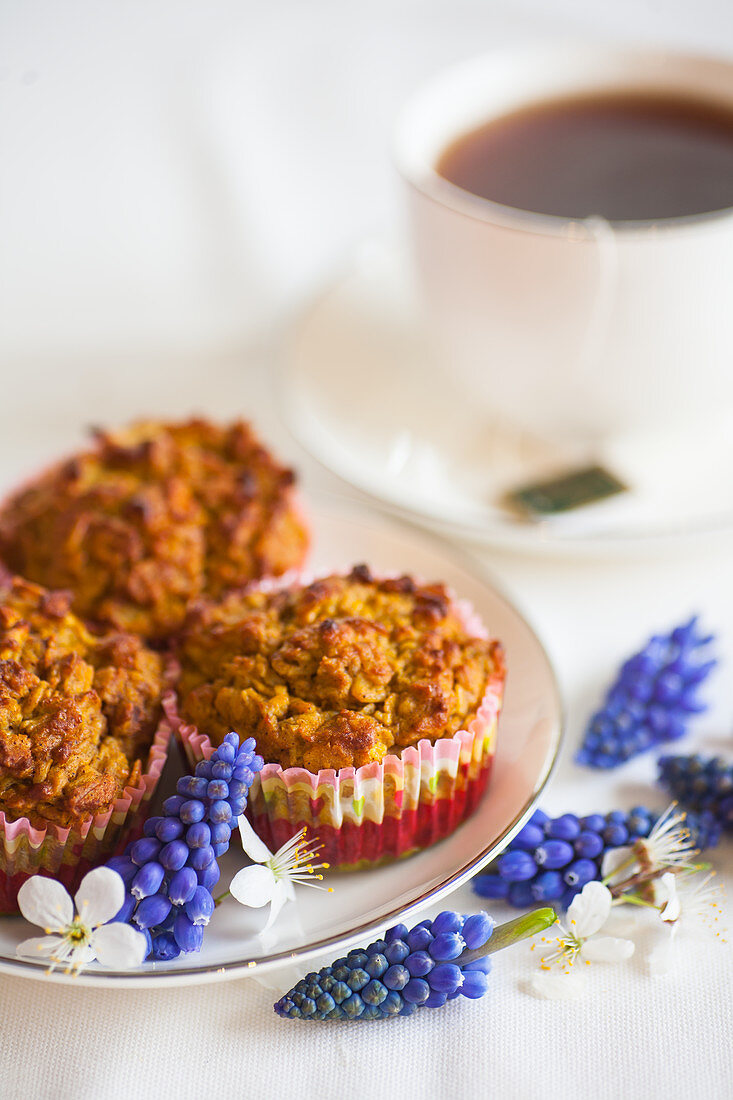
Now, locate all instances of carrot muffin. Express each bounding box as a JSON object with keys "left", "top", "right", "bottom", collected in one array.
[
  {"left": 0, "top": 419, "right": 309, "bottom": 641},
  {"left": 0, "top": 577, "right": 165, "bottom": 829},
  {"left": 174, "top": 565, "right": 505, "bottom": 868}
]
